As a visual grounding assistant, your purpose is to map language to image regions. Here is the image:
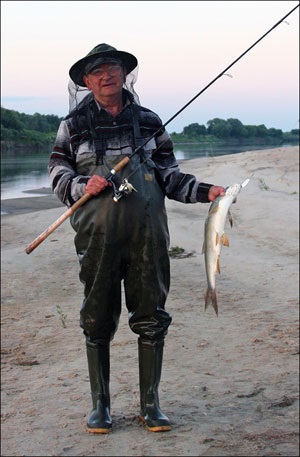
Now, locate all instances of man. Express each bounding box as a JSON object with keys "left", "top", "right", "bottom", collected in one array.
[{"left": 49, "top": 43, "right": 225, "bottom": 434}]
